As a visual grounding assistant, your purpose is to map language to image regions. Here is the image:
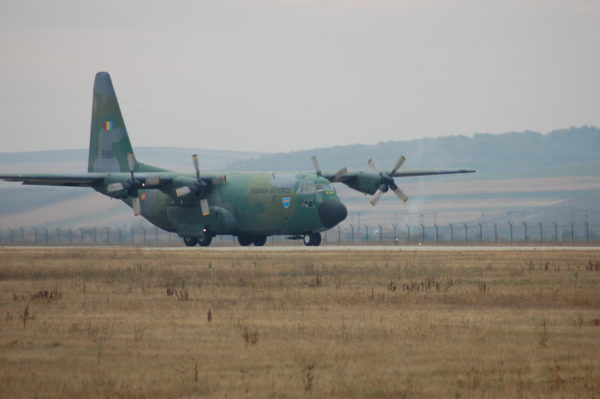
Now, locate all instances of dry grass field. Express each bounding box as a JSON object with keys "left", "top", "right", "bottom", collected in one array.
[{"left": 1, "top": 248, "right": 600, "bottom": 398}]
